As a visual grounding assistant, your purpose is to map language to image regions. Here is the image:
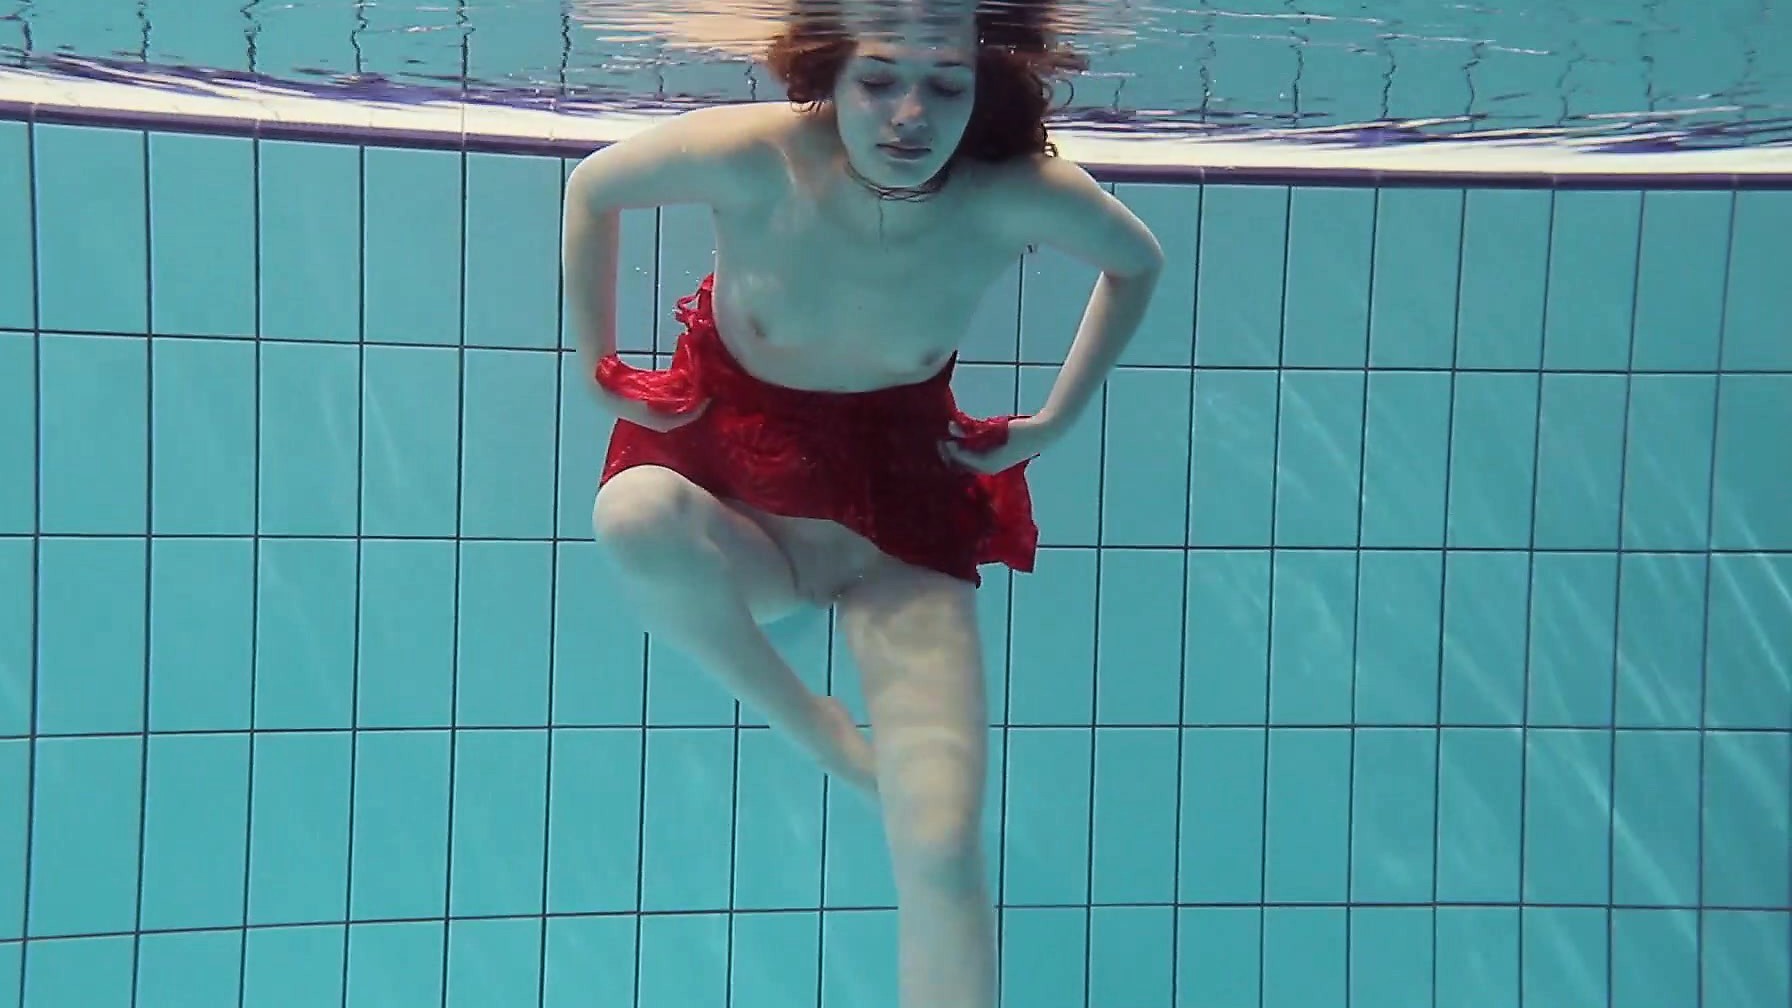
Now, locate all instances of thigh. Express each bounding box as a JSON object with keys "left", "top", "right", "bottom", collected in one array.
[
  {"left": 747, "top": 510, "right": 887, "bottom": 607},
  {"left": 837, "top": 561, "right": 987, "bottom": 827},
  {"left": 593, "top": 464, "right": 805, "bottom": 624}
]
